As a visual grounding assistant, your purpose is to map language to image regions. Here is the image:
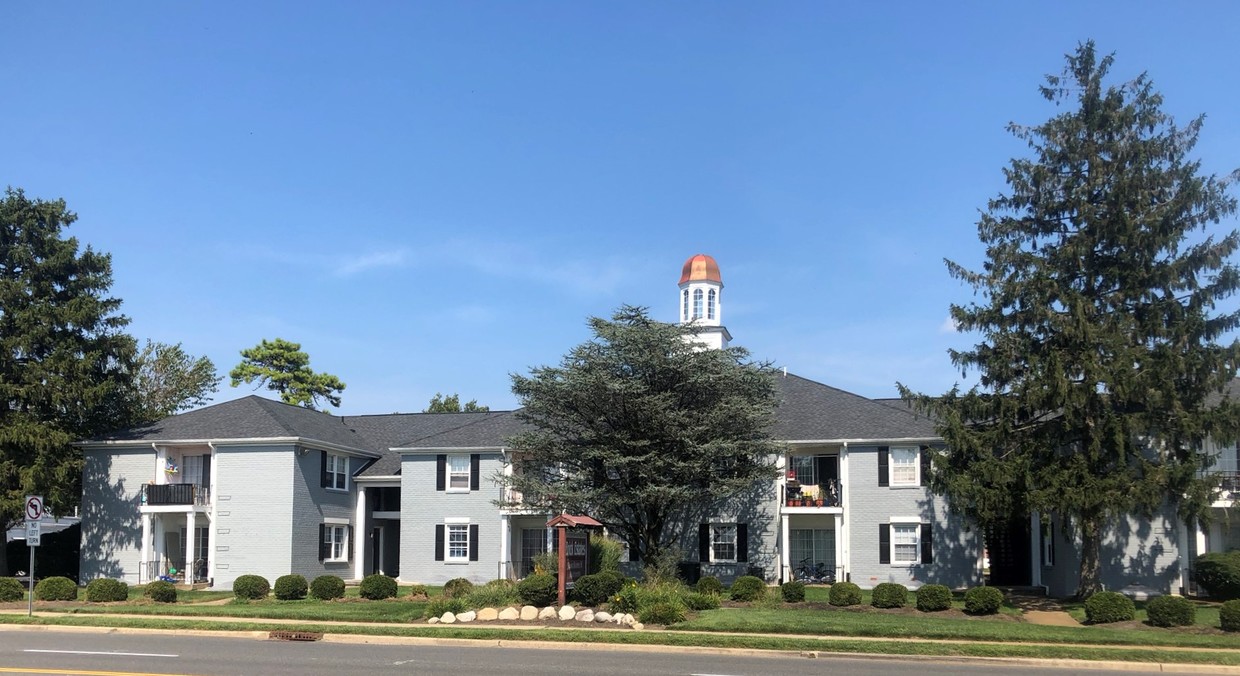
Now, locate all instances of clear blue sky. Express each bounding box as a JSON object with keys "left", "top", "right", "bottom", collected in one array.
[{"left": 5, "top": 2, "right": 1238, "bottom": 415}]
